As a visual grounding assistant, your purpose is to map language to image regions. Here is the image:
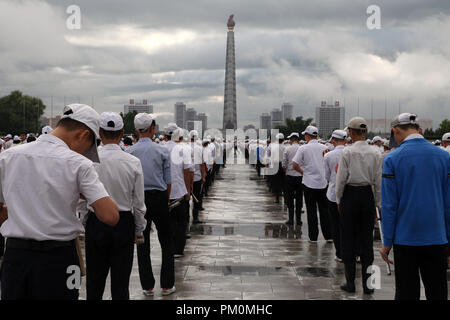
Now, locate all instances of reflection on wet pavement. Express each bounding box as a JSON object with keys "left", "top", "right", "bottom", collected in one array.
[{"left": 78, "top": 162, "right": 441, "bottom": 300}]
